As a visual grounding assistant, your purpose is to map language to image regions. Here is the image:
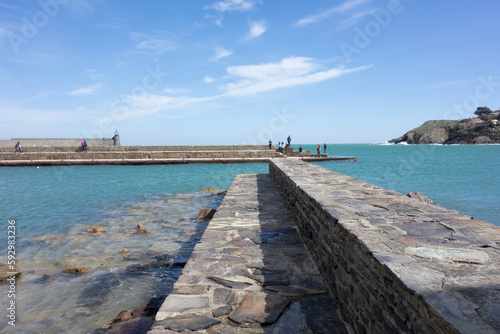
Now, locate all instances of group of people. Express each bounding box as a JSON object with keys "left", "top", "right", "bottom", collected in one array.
[
  {"left": 269, "top": 136, "right": 329, "bottom": 157},
  {"left": 270, "top": 135, "right": 292, "bottom": 154}
]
